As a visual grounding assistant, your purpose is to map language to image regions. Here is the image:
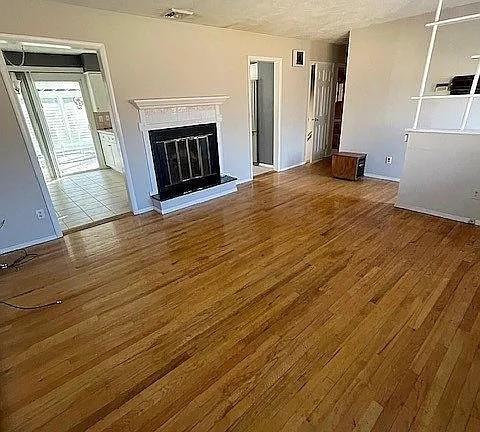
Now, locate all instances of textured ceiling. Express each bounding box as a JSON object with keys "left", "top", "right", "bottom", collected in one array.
[{"left": 50, "top": 0, "right": 477, "bottom": 41}]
